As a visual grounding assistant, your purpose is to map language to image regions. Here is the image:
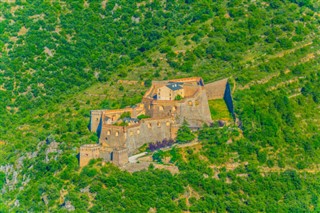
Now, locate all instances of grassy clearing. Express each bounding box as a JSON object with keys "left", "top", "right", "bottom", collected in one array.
[{"left": 208, "top": 99, "right": 232, "bottom": 121}]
